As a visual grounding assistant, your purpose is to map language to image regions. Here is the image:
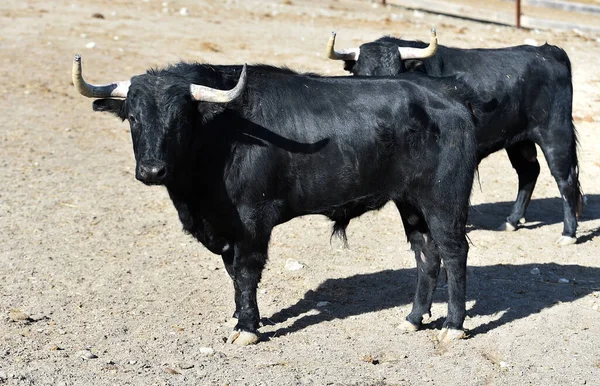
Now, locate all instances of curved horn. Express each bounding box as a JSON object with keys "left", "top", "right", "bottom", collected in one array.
[
  {"left": 190, "top": 64, "right": 247, "bottom": 103},
  {"left": 398, "top": 28, "right": 438, "bottom": 60},
  {"left": 326, "top": 32, "right": 360, "bottom": 61},
  {"left": 72, "top": 54, "right": 130, "bottom": 98}
]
